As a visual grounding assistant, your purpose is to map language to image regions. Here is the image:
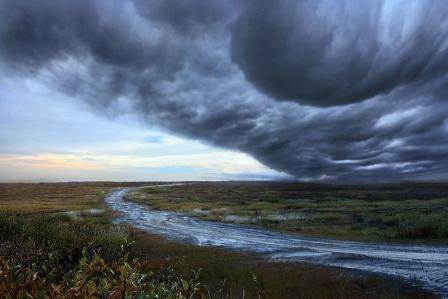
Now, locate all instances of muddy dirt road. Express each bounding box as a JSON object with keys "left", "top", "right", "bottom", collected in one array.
[{"left": 106, "top": 187, "right": 448, "bottom": 297}]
